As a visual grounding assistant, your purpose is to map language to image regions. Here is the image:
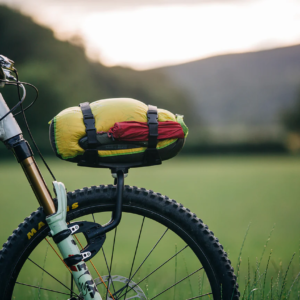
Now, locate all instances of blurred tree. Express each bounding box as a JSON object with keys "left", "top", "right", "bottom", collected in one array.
[
  {"left": 282, "top": 92, "right": 300, "bottom": 131},
  {"left": 282, "top": 89, "right": 300, "bottom": 152},
  {"left": 0, "top": 5, "right": 194, "bottom": 154}
]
